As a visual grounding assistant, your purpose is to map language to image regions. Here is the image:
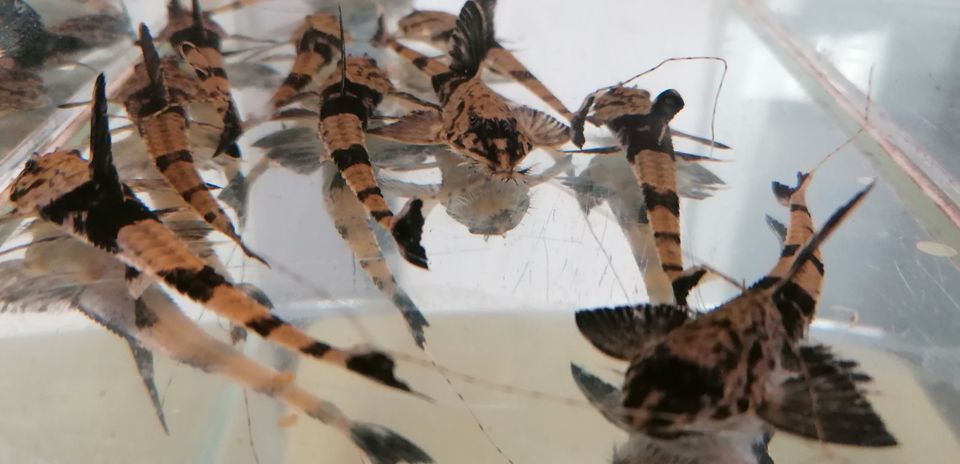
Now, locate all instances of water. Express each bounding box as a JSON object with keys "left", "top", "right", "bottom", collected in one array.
[{"left": 0, "top": 0, "right": 958, "bottom": 463}]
